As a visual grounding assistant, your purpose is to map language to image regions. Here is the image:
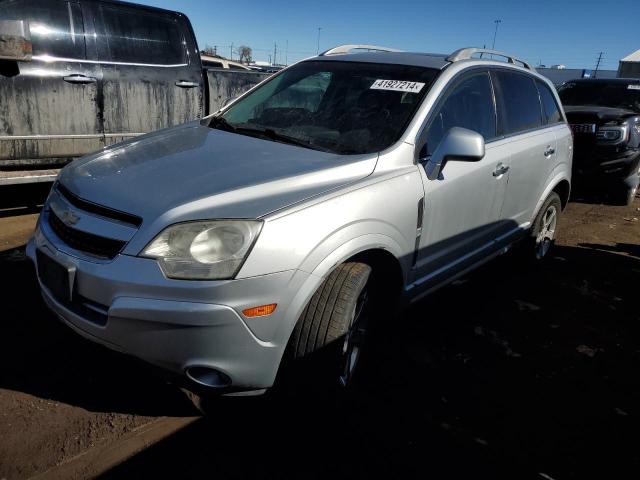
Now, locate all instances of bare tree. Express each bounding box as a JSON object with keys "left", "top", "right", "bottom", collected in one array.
[
  {"left": 202, "top": 45, "right": 220, "bottom": 57},
  {"left": 236, "top": 46, "right": 252, "bottom": 64}
]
